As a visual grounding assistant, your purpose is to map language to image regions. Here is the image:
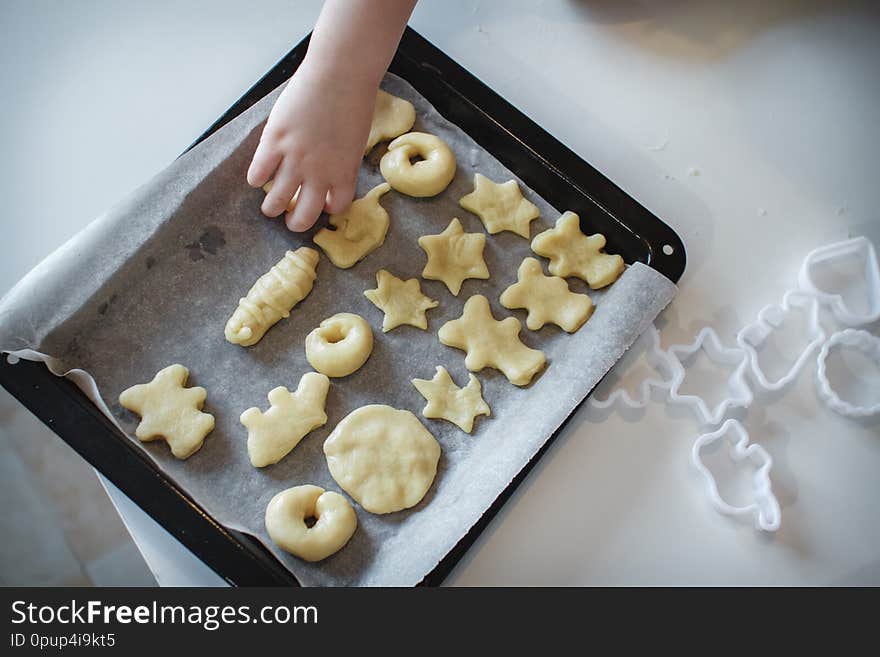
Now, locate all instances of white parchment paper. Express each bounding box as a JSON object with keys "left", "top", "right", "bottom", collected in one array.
[{"left": 0, "top": 74, "right": 676, "bottom": 586}]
